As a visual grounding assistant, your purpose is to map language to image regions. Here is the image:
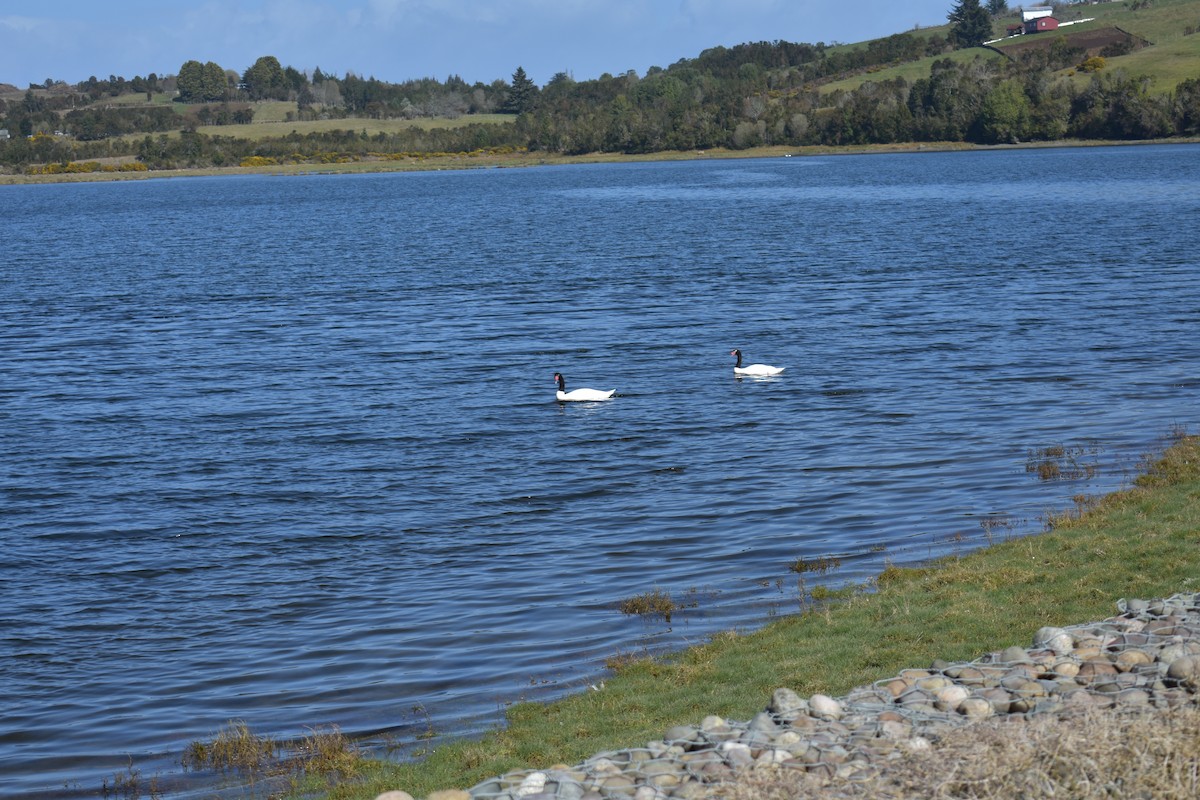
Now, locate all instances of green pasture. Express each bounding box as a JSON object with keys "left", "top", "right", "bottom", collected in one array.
[
  {"left": 1083, "top": 35, "right": 1200, "bottom": 93},
  {"left": 818, "top": 48, "right": 1007, "bottom": 95},
  {"left": 823, "top": 0, "right": 1200, "bottom": 97}
]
